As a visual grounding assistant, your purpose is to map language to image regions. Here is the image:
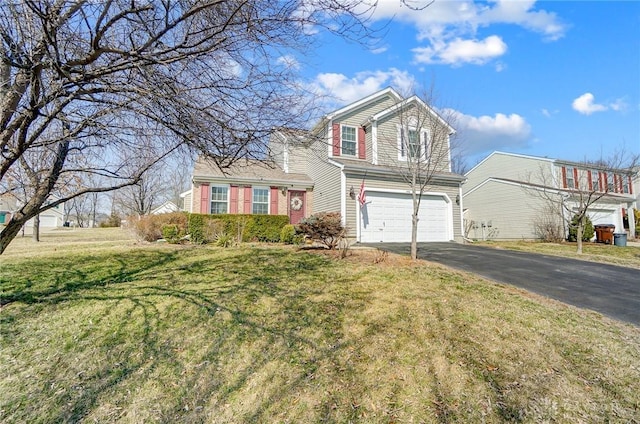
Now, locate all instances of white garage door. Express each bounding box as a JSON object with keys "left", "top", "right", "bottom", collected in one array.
[
  {"left": 39, "top": 214, "right": 59, "bottom": 227},
  {"left": 359, "top": 192, "right": 450, "bottom": 243}
]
